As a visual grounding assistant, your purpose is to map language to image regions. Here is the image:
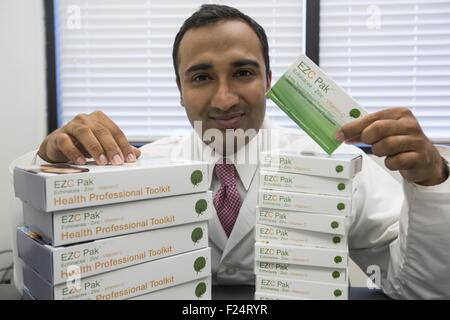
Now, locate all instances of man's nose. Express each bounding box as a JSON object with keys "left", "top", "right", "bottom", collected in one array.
[{"left": 211, "top": 81, "right": 239, "bottom": 111}]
